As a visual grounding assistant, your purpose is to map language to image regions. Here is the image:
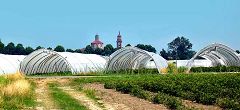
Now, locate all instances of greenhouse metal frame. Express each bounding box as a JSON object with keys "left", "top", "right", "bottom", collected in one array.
[
  {"left": 20, "top": 49, "right": 107, "bottom": 75},
  {"left": 106, "top": 47, "right": 168, "bottom": 73},
  {"left": 187, "top": 43, "right": 240, "bottom": 70}
]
